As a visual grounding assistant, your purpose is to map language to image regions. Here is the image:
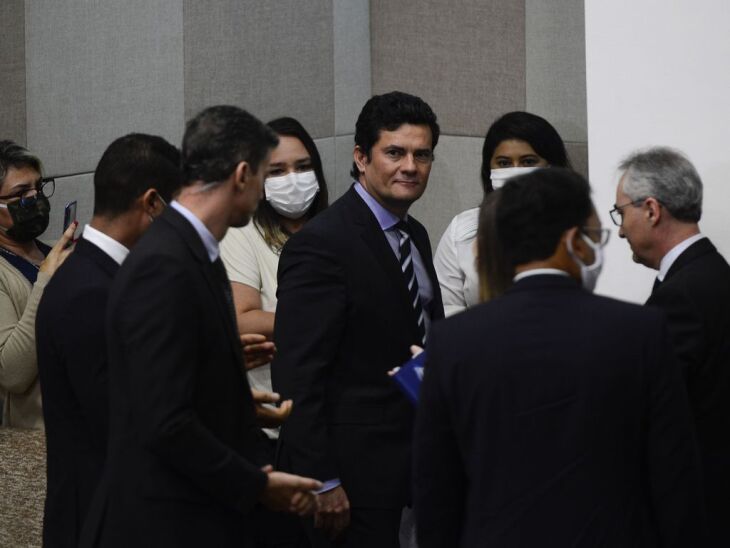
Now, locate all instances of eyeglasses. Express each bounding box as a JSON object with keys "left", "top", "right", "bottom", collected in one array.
[
  {"left": 609, "top": 198, "right": 644, "bottom": 226},
  {"left": 0, "top": 177, "right": 55, "bottom": 206},
  {"left": 580, "top": 226, "right": 611, "bottom": 247}
]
